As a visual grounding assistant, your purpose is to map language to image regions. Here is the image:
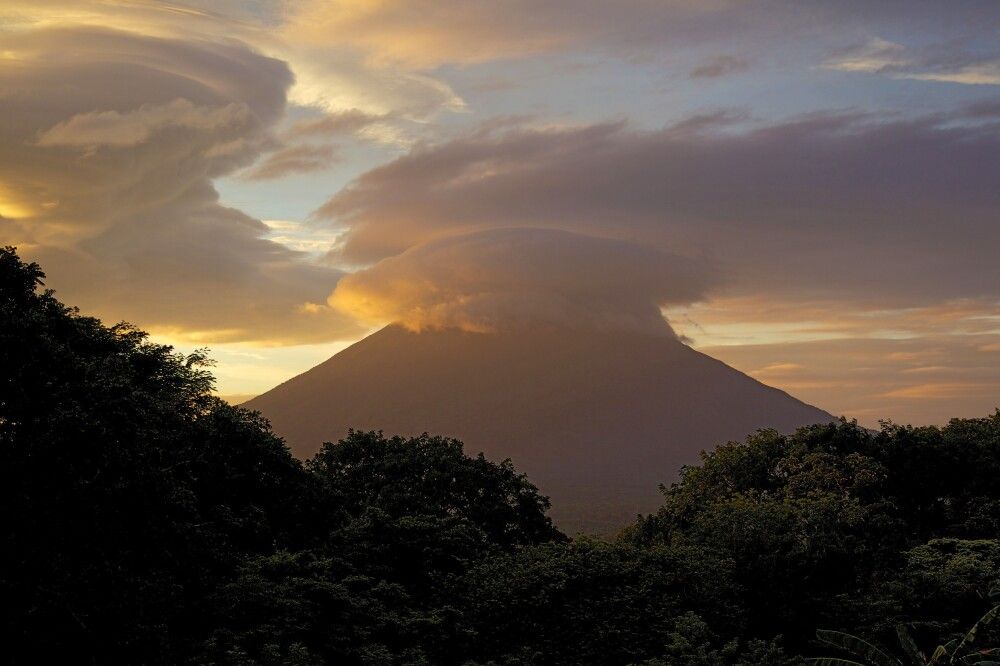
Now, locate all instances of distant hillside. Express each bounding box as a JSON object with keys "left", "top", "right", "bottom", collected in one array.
[{"left": 247, "top": 325, "right": 833, "bottom": 531}]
